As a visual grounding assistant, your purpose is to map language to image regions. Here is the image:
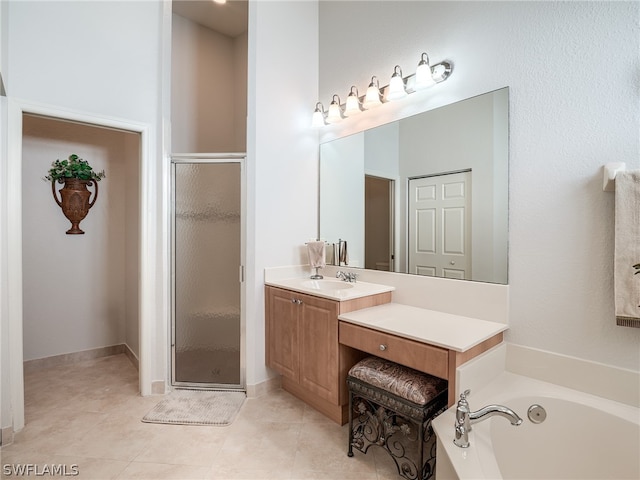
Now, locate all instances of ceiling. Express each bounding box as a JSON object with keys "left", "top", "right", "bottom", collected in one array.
[{"left": 172, "top": 0, "right": 248, "bottom": 38}]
